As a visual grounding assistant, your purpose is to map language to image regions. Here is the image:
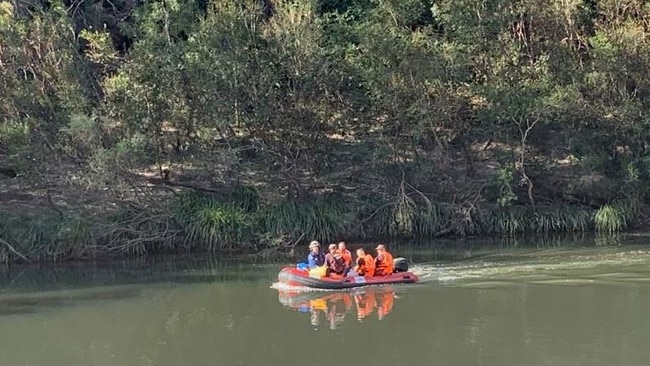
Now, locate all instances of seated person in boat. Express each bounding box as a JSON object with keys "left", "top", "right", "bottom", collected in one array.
[
  {"left": 374, "top": 244, "right": 394, "bottom": 276},
  {"left": 337, "top": 241, "right": 353, "bottom": 273},
  {"left": 325, "top": 243, "right": 346, "bottom": 276},
  {"left": 353, "top": 248, "right": 375, "bottom": 277},
  {"left": 307, "top": 241, "right": 325, "bottom": 268}
]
